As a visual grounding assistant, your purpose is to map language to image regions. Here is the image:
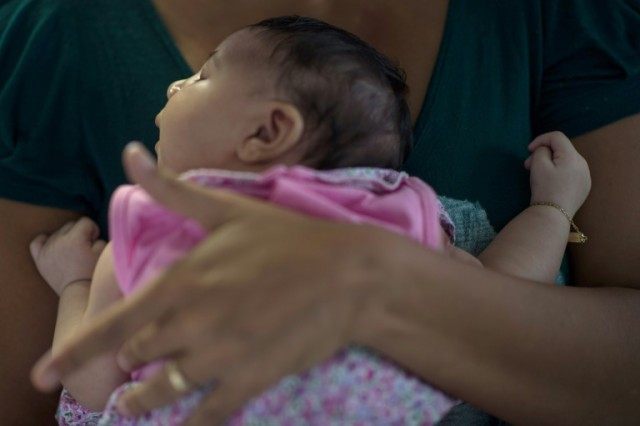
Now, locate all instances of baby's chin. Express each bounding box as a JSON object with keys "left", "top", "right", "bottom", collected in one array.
[
  {"left": 154, "top": 143, "right": 167, "bottom": 167},
  {"left": 156, "top": 156, "right": 193, "bottom": 175}
]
